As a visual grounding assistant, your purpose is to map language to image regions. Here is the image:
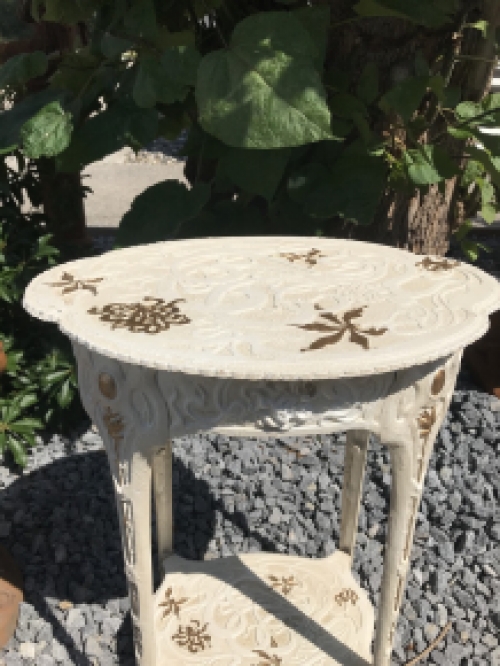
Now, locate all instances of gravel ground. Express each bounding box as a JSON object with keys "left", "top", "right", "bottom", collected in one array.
[{"left": 2, "top": 142, "right": 500, "bottom": 665}]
